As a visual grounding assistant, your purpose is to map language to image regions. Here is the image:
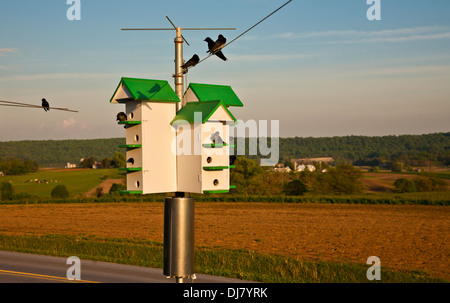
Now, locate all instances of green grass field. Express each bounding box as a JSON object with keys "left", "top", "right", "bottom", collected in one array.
[
  {"left": 0, "top": 168, "right": 123, "bottom": 198},
  {"left": 1, "top": 168, "right": 449, "bottom": 205},
  {"left": 0, "top": 234, "right": 445, "bottom": 283}
]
